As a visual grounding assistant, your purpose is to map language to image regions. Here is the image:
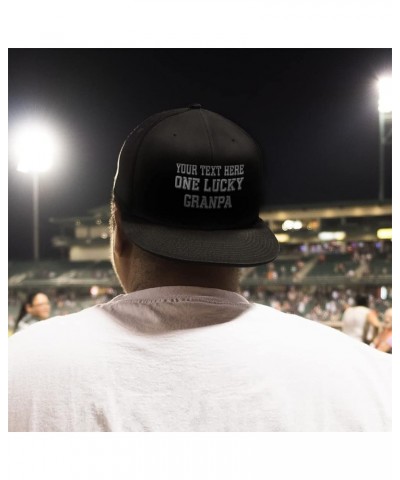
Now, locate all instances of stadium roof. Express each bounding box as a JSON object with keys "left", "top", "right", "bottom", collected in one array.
[
  {"left": 49, "top": 200, "right": 392, "bottom": 226},
  {"left": 261, "top": 201, "right": 391, "bottom": 221}
]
